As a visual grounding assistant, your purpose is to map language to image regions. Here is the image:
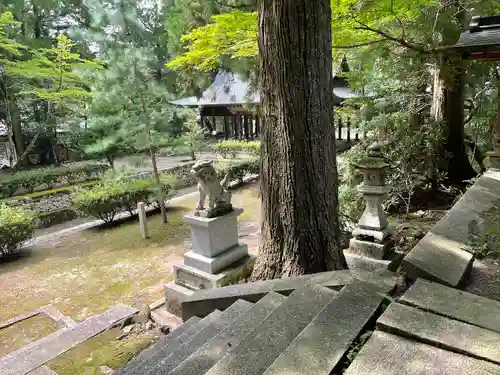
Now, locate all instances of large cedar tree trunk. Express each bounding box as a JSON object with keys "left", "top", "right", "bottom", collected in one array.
[{"left": 252, "top": 0, "right": 347, "bottom": 280}]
